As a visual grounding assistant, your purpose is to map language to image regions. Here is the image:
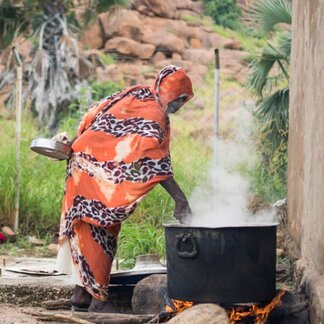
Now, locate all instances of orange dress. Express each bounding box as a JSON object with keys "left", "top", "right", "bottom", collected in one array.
[{"left": 58, "top": 66, "right": 193, "bottom": 300}]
